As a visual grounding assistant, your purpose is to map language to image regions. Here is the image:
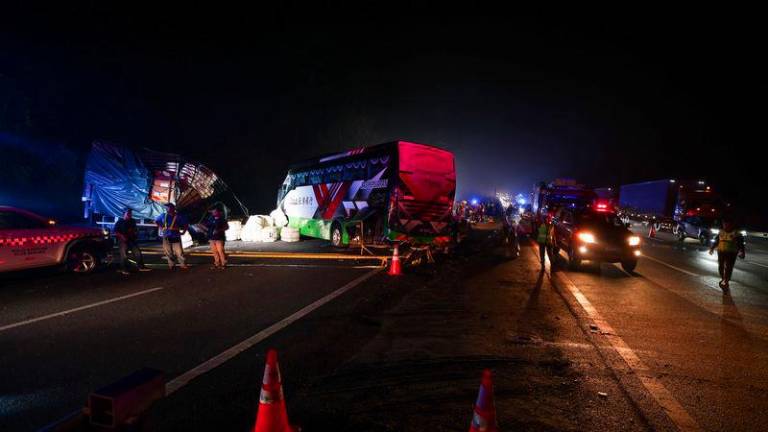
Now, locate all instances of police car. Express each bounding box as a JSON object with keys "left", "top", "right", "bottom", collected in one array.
[{"left": 0, "top": 206, "right": 112, "bottom": 274}]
